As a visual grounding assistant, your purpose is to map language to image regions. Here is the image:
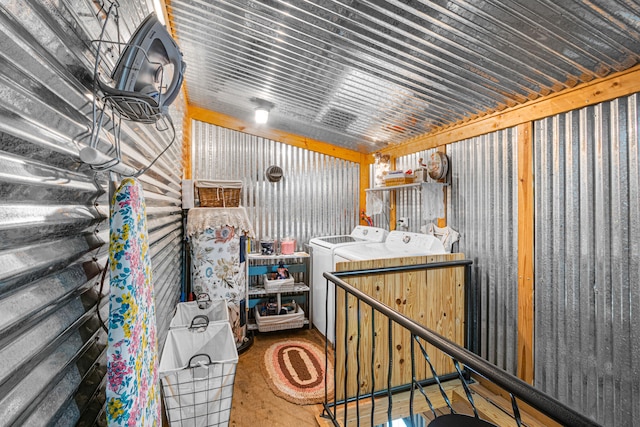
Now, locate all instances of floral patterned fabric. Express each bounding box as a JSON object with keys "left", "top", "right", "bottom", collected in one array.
[
  {"left": 190, "top": 225, "right": 246, "bottom": 344},
  {"left": 107, "top": 178, "right": 160, "bottom": 426}
]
